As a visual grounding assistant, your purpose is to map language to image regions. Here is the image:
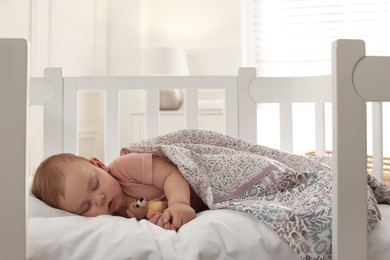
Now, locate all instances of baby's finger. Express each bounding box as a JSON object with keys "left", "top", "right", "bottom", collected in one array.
[
  {"left": 162, "top": 211, "right": 172, "bottom": 224},
  {"left": 163, "top": 222, "right": 171, "bottom": 230},
  {"left": 170, "top": 225, "right": 177, "bottom": 232},
  {"left": 146, "top": 211, "right": 159, "bottom": 220},
  {"left": 157, "top": 215, "right": 164, "bottom": 227},
  {"left": 171, "top": 217, "right": 183, "bottom": 230},
  {"left": 147, "top": 212, "right": 161, "bottom": 224}
]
